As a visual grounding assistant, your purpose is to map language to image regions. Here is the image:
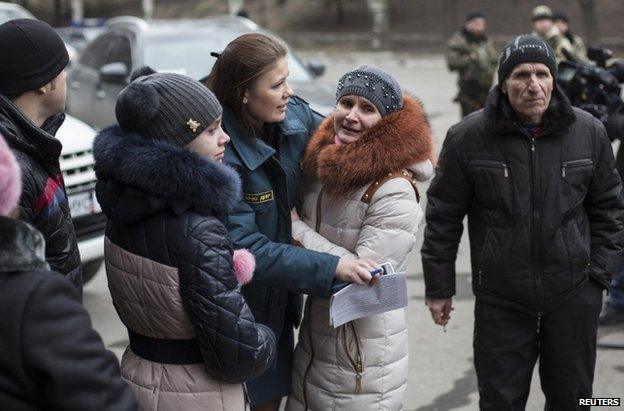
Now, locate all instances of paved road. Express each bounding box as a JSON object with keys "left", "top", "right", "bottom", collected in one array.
[{"left": 84, "top": 52, "right": 624, "bottom": 410}]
